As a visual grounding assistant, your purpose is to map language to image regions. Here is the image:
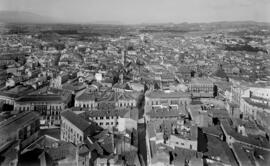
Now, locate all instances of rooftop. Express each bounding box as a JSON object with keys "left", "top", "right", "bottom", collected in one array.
[
  {"left": 61, "top": 110, "right": 91, "bottom": 132},
  {"left": 45, "top": 141, "right": 77, "bottom": 162},
  {"left": 243, "top": 97, "right": 270, "bottom": 110},
  {"left": 82, "top": 108, "right": 132, "bottom": 118},
  {"left": 0, "top": 111, "right": 39, "bottom": 136},
  {"left": 204, "top": 134, "right": 238, "bottom": 166},
  {"left": 16, "top": 95, "right": 63, "bottom": 103},
  {"left": 147, "top": 107, "right": 184, "bottom": 118},
  {"left": 76, "top": 90, "right": 97, "bottom": 101},
  {"left": 173, "top": 125, "right": 198, "bottom": 141},
  {"left": 190, "top": 77, "right": 213, "bottom": 85},
  {"left": 212, "top": 65, "right": 228, "bottom": 79},
  {"left": 145, "top": 90, "right": 190, "bottom": 99},
  {"left": 173, "top": 147, "right": 203, "bottom": 165},
  {"left": 221, "top": 119, "right": 270, "bottom": 149},
  {"left": 208, "top": 108, "right": 230, "bottom": 119},
  {"left": 232, "top": 142, "right": 255, "bottom": 166}
]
